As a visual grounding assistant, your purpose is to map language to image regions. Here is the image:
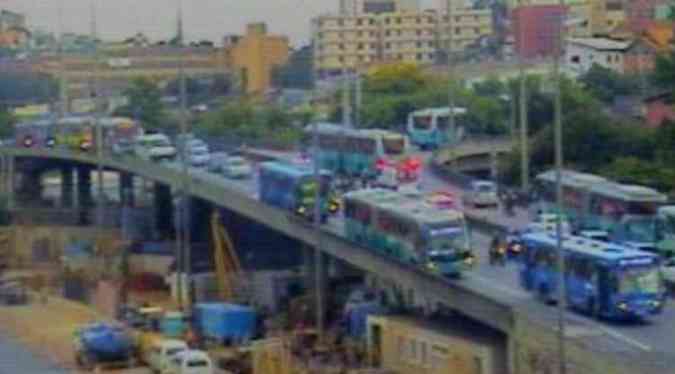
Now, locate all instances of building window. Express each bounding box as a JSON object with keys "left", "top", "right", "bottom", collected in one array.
[
  {"left": 417, "top": 53, "right": 423, "bottom": 60},
  {"left": 339, "top": 43, "right": 344, "bottom": 50},
  {"left": 358, "top": 43, "right": 364, "bottom": 50},
  {"left": 338, "top": 32, "right": 343, "bottom": 38},
  {"left": 357, "top": 31, "right": 363, "bottom": 37},
  {"left": 474, "top": 15, "right": 479, "bottom": 22},
  {"left": 338, "top": 56, "right": 344, "bottom": 63},
  {"left": 455, "top": 16, "right": 461, "bottom": 23},
  {"left": 474, "top": 28, "right": 480, "bottom": 34},
  {"left": 396, "top": 17, "right": 402, "bottom": 24},
  {"left": 385, "top": 30, "right": 391, "bottom": 36},
  {"left": 416, "top": 17, "right": 421, "bottom": 24},
  {"left": 397, "top": 30, "right": 402, "bottom": 36},
  {"left": 428, "top": 53, "right": 435, "bottom": 59},
  {"left": 428, "top": 41, "right": 434, "bottom": 47},
  {"left": 416, "top": 30, "right": 422, "bottom": 36},
  {"left": 338, "top": 19, "right": 344, "bottom": 26},
  {"left": 427, "top": 17, "right": 434, "bottom": 23},
  {"left": 398, "top": 53, "right": 403, "bottom": 60},
  {"left": 371, "top": 43, "right": 377, "bottom": 49},
  {"left": 443, "top": 15, "right": 449, "bottom": 22},
  {"left": 385, "top": 18, "right": 390, "bottom": 24},
  {"left": 385, "top": 42, "right": 391, "bottom": 49},
  {"left": 357, "top": 19, "right": 363, "bottom": 26},
  {"left": 607, "top": 55, "right": 611, "bottom": 63},
  {"left": 370, "top": 31, "right": 376, "bottom": 37},
  {"left": 370, "top": 19, "right": 376, "bottom": 25},
  {"left": 318, "top": 32, "right": 323, "bottom": 39},
  {"left": 416, "top": 41, "right": 422, "bottom": 48},
  {"left": 455, "top": 27, "right": 461, "bottom": 35}
]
